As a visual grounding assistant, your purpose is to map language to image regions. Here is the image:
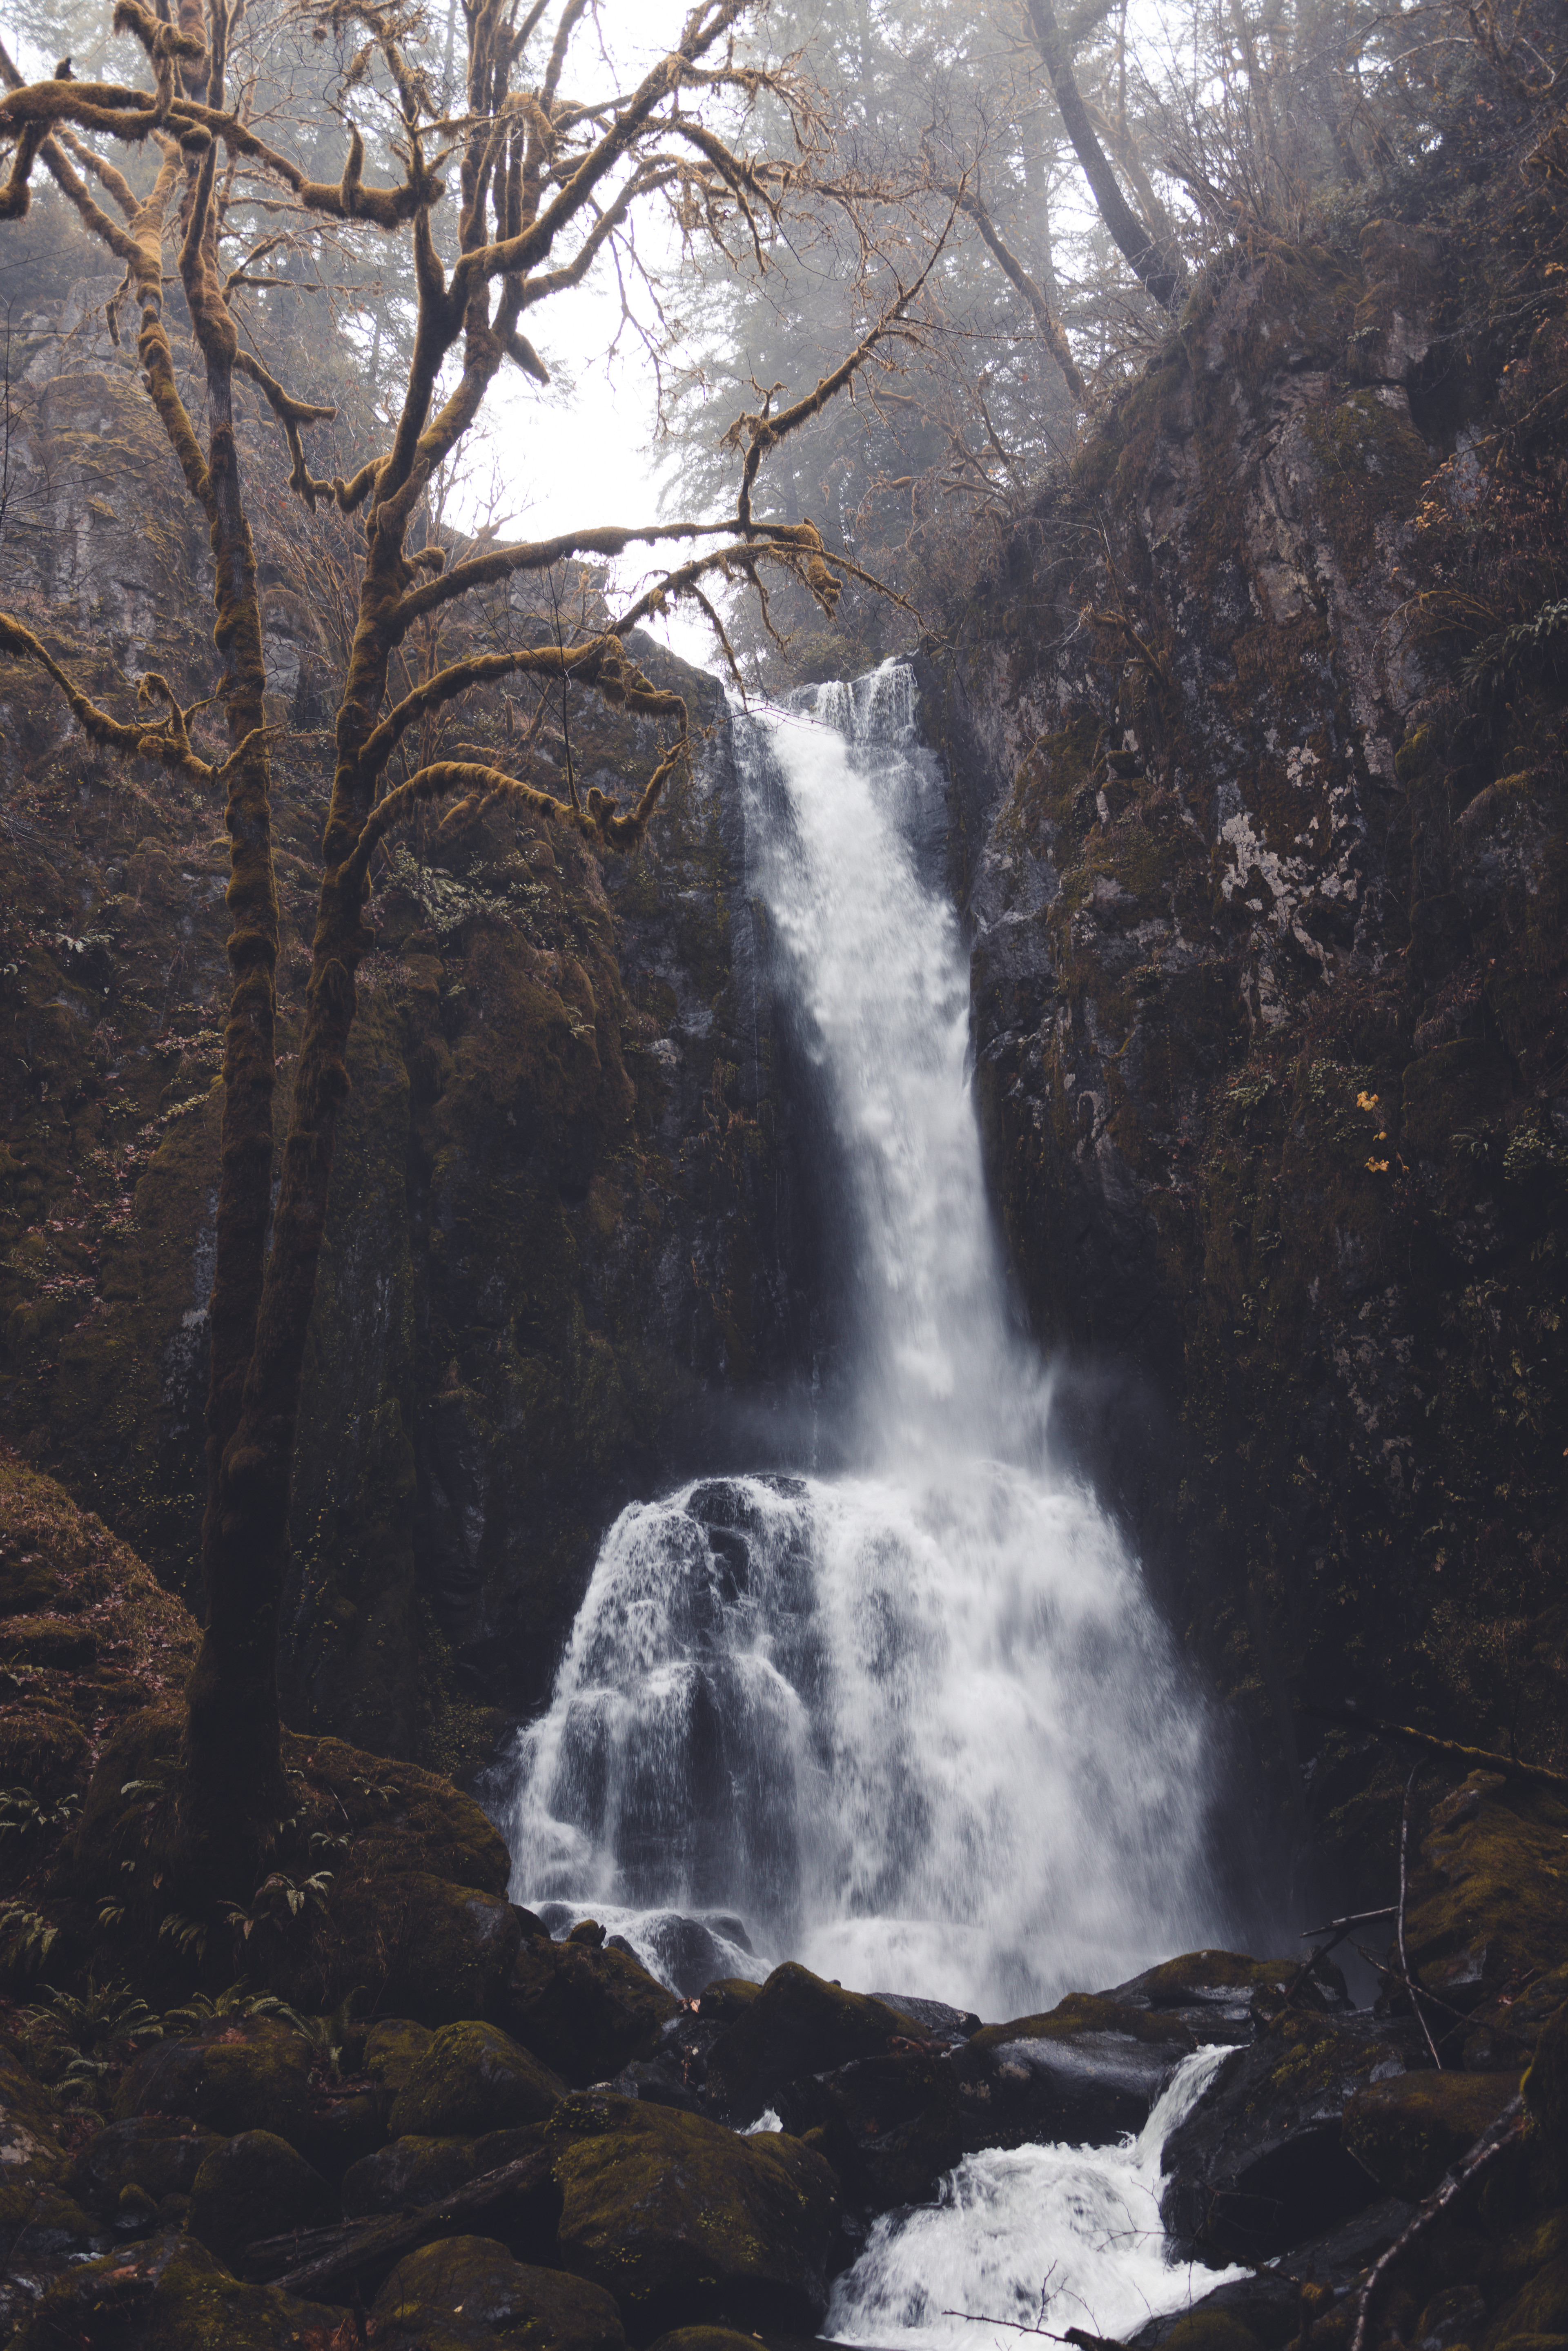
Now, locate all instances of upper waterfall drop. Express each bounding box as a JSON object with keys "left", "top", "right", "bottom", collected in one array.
[{"left": 496, "top": 664, "right": 1225, "bottom": 2018}]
